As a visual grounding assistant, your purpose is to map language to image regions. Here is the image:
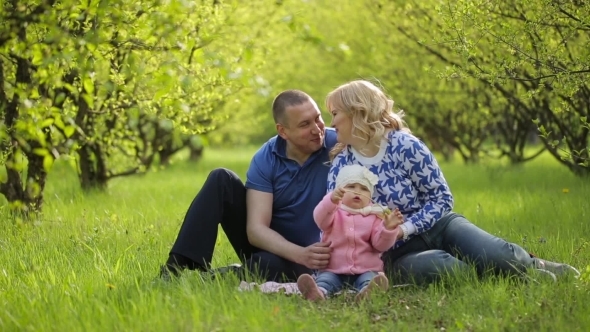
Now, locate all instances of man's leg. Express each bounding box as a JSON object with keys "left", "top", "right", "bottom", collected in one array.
[
  {"left": 164, "top": 168, "right": 256, "bottom": 275},
  {"left": 245, "top": 251, "right": 311, "bottom": 282}
]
